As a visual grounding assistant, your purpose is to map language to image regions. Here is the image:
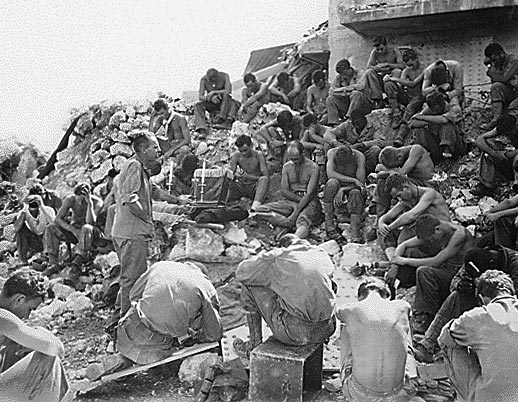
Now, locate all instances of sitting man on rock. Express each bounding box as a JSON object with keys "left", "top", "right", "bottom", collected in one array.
[
  {"left": 238, "top": 73, "right": 271, "bottom": 123},
  {"left": 168, "top": 154, "right": 198, "bottom": 198},
  {"left": 415, "top": 246, "right": 518, "bottom": 363},
  {"left": 326, "top": 58, "right": 358, "bottom": 126},
  {"left": 14, "top": 194, "right": 56, "bottom": 266},
  {"left": 471, "top": 113, "right": 518, "bottom": 197},
  {"left": 375, "top": 144, "right": 434, "bottom": 217},
  {"left": 438, "top": 270, "right": 518, "bottom": 402},
  {"left": 27, "top": 182, "right": 62, "bottom": 213},
  {"left": 228, "top": 135, "right": 269, "bottom": 211},
  {"left": 337, "top": 277, "right": 423, "bottom": 402},
  {"left": 0, "top": 270, "right": 68, "bottom": 401},
  {"left": 194, "top": 68, "right": 239, "bottom": 136},
  {"left": 482, "top": 192, "right": 518, "bottom": 249},
  {"left": 323, "top": 144, "right": 366, "bottom": 244},
  {"left": 234, "top": 234, "right": 336, "bottom": 358},
  {"left": 89, "top": 260, "right": 222, "bottom": 379},
  {"left": 324, "top": 110, "right": 385, "bottom": 174},
  {"left": 268, "top": 72, "right": 302, "bottom": 110},
  {"left": 306, "top": 70, "right": 330, "bottom": 123},
  {"left": 254, "top": 141, "right": 321, "bottom": 239},
  {"left": 149, "top": 98, "right": 191, "bottom": 161},
  {"left": 300, "top": 113, "right": 328, "bottom": 153},
  {"left": 390, "top": 214, "right": 476, "bottom": 334},
  {"left": 43, "top": 182, "right": 103, "bottom": 280}
]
